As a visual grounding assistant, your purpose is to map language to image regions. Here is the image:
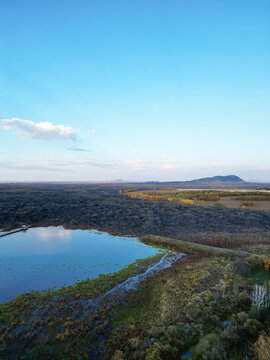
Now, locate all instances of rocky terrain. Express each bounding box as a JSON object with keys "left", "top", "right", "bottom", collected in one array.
[{"left": 0, "top": 184, "right": 270, "bottom": 240}]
